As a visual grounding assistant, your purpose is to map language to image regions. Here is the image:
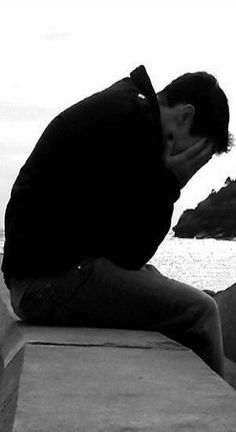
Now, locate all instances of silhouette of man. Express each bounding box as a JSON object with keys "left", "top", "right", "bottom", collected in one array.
[{"left": 2, "top": 65, "right": 231, "bottom": 377}]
